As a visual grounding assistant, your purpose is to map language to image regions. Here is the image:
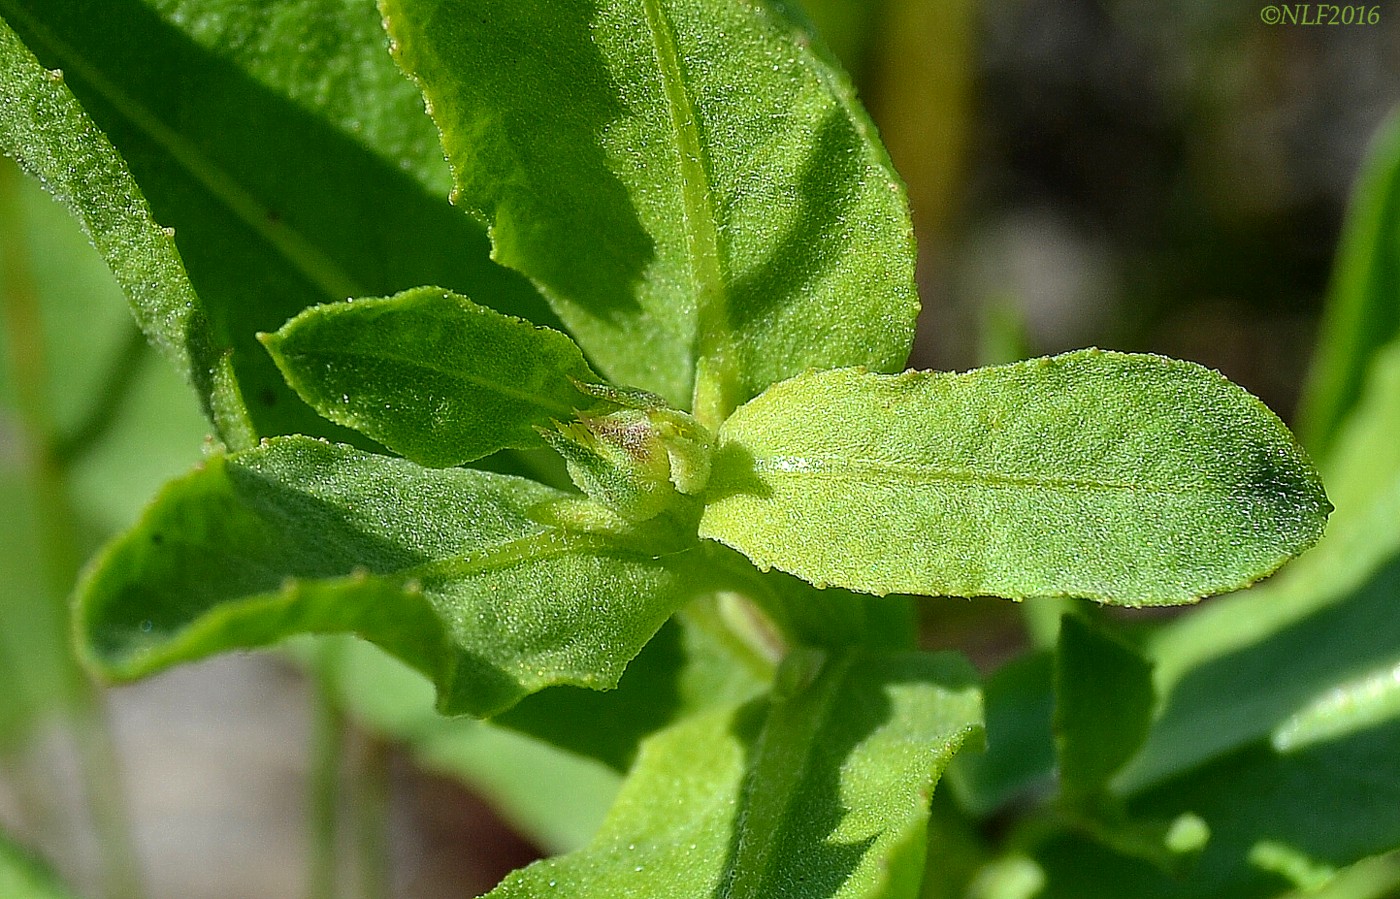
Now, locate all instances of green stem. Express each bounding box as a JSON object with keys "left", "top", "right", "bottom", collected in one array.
[
  {"left": 307, "top": 656, "right": 346, "bottom": 899},
  {"left": 0, "top": 159, "right": 144, "bottom": 899},
  {"left": 350, "top": 734, "right": 392, "bottom": 899}
]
